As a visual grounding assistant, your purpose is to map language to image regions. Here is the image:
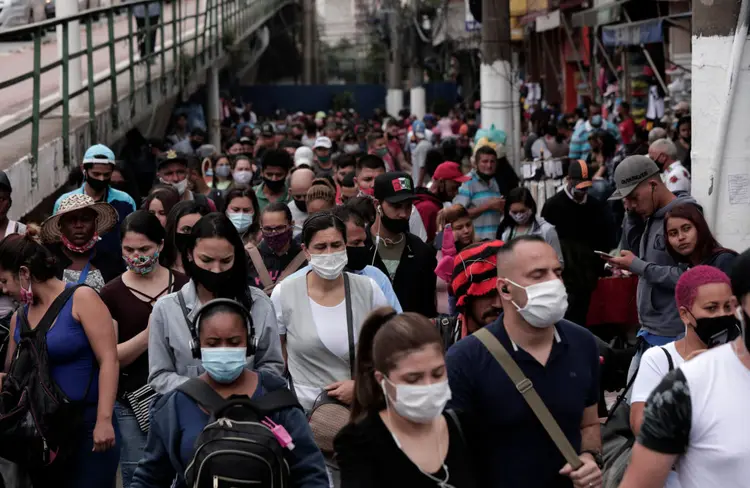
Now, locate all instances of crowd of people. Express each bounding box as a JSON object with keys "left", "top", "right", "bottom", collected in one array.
[{"left": 0, "top": 98, "right": 745, "bottom": 488}]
